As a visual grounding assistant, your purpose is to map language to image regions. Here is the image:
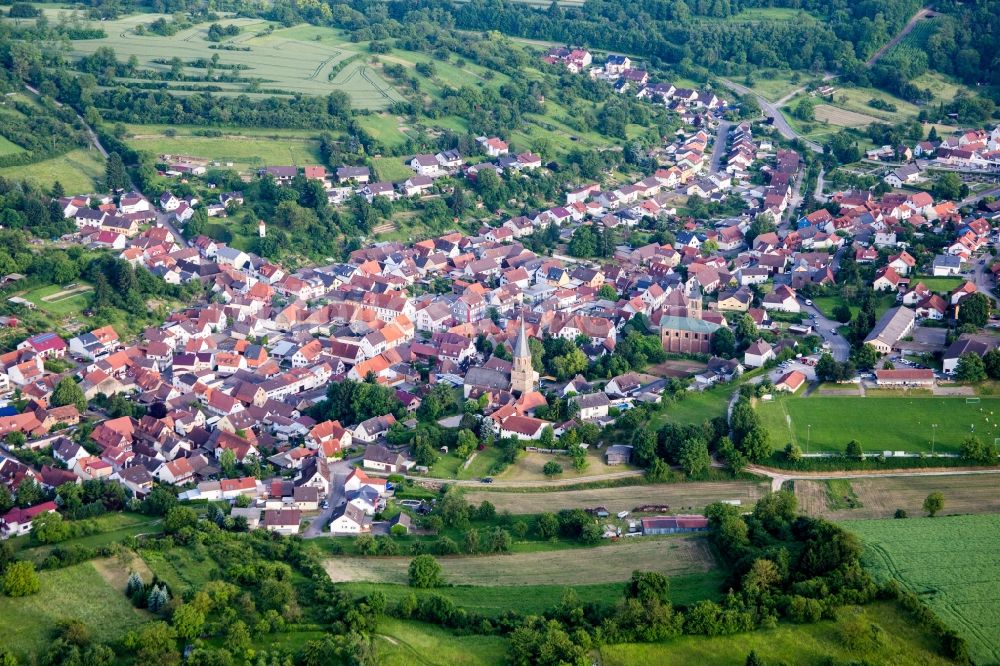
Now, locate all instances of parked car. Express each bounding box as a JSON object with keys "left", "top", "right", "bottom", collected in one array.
[
  {"left": 481, "top": 477, "right": 494, "bottom": 484},
  {"left": 805, "top": 299, "right": 813, "bottom": 306}
]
